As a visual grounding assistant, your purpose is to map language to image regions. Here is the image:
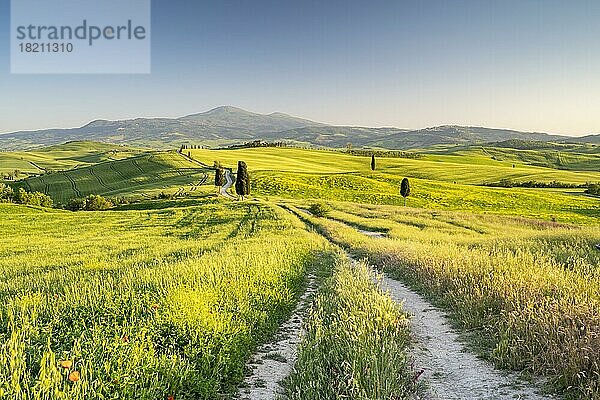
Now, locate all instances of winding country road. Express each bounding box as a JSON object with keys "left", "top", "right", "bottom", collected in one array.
[{"left": 220, "top": 169, "right": 236, "bottom": 199}]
